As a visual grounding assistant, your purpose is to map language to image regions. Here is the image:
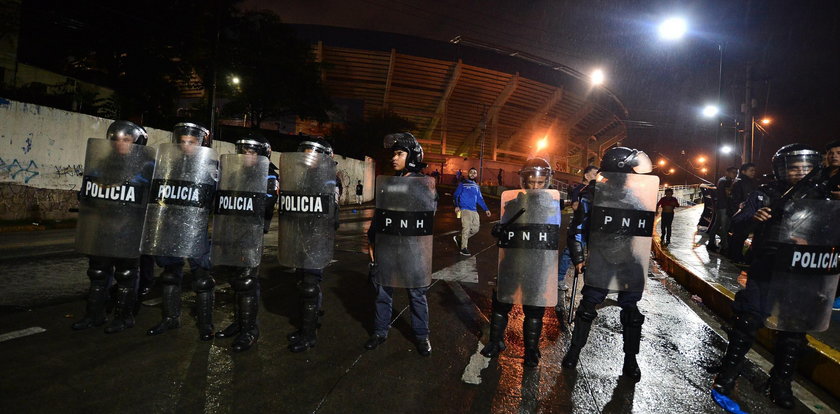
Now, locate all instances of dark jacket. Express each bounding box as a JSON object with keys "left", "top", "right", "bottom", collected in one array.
[{"left": 730, "top": 175, "right": 758, "bottom": 208}]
